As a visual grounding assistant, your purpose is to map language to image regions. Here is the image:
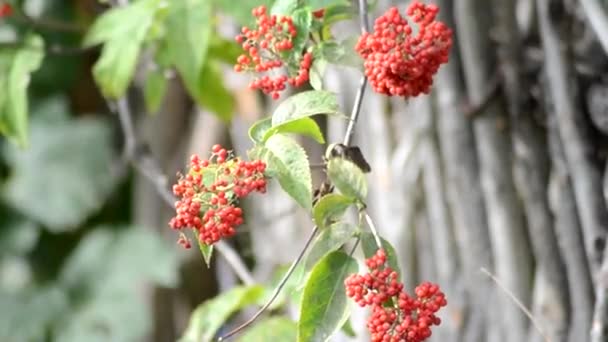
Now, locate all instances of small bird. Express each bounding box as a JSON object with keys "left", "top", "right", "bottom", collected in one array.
[{"left": 324, "top": 143, "right": 372, "bottom": 173}]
